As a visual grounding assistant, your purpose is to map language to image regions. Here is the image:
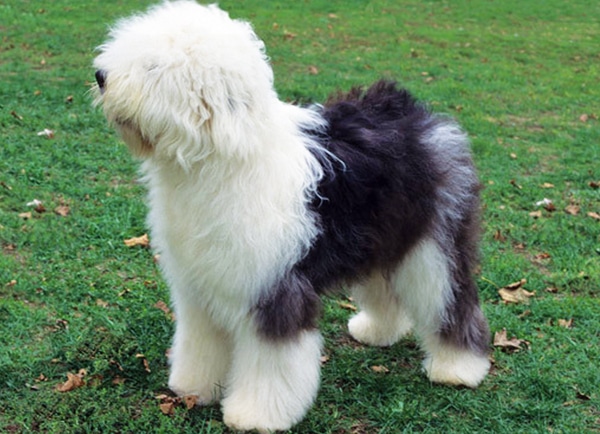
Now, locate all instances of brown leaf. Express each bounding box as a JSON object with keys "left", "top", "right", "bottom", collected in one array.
[
  {"left": 11, "top": 110, "right": 24, "bottom": 120},
  {"left": 159, "top": 401, "right": 175, "bottom": 415},
  {"left": 124, "top": 233, "right": 149, "bottom": 247},
  {"left": 579, "top": 113, "right": 589, "bottom": 123},
  {"left": 338, "top": 301, "right": 357, "bottom": 311},
  {"left": 36, "top": 128, "right": 55, "bottom": 139},
  {"left": 183, "top": 395, "right": 198, "bottom": 410},
  {"left": 371, "top": 365, "right": 390, "bottom": 373},
  {"left": 498, "top": 279, "right": 535, "bottom": 304},
  {"left": 493, "top": 329, "right": 526, "bottom": 351},
  {"left": 54, "top": 205, "right": 70, "bottom": 217},
  {"left": 565, "top": 204, "right": 580, "bottom": 216},
  {"left": 56, "top": 369, "right": 86, "bottom": 392},
  {"left": 533, "top": 252, "right": 551, "bottom": 261},
  {"left": 136, "top": 354, "right": 151, "bottom": 373},
  {"left": 540, "top": 182, "right": 555, "bottom": 189},
  {"left": 308, "top": 65, "right": 319, "bottom": 75},
  {"left": 19, "top": 212, "right": 32, "bottom": 220},
  {"left": 589, "top": 181, "right": 600, "bottom": 189},
  {"left": 558, "top": 318, "right": 573, "bottom": 329},
  {"left": 587, "top": 212, "right": 600, "bottom": 221},
  {"left": 154, "top": 300, "right": 175, "bottom": 321},
  {"left": 27, "top": 199, "right": 46, "bottom": 213},
  {"left": 493, "top": 229, "right": 506, "bottom": 242},
  {"left": 529, "top": 210, "right": 542, "bottom": 219}
]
